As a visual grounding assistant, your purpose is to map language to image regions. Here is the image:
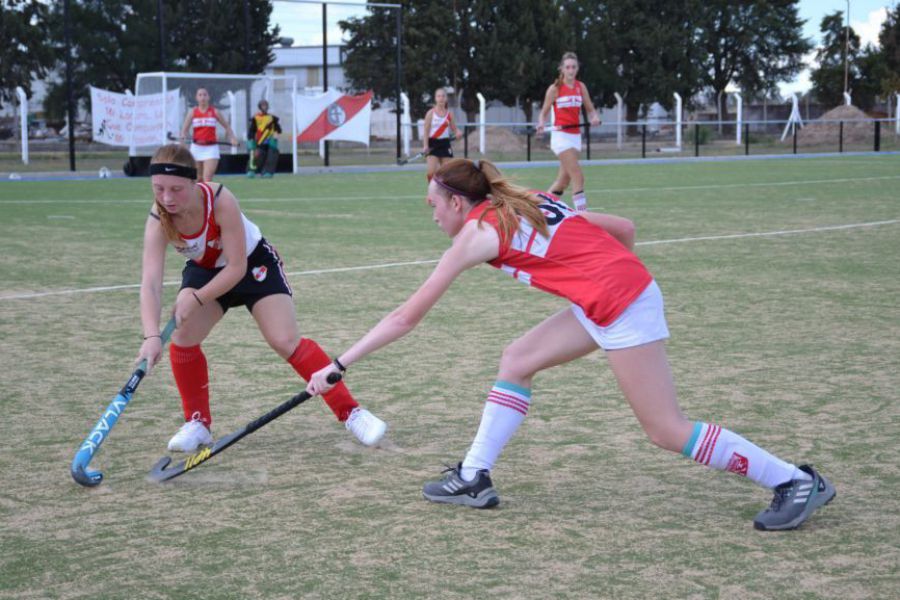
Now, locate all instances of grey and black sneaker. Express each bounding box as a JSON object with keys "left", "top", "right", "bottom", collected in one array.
[
  {"left": 422, "top": 463, "right": 500, "bottom": 509},
  {"left": 753, "top": 465, "right": 836, "bottom": 531}
]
